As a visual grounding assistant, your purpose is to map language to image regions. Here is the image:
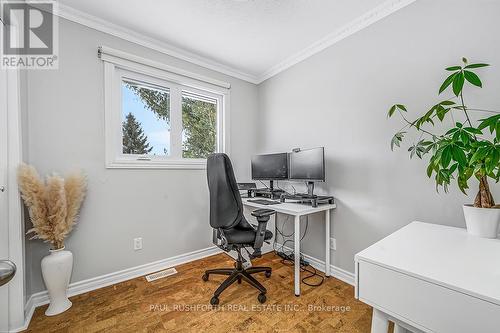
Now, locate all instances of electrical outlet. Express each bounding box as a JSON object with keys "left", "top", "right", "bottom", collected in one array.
[
  {"left": 134, "top": 237, "right": 142, "bottom": 251},
  {"left": 330, "top": 238, "right": 336, "bottom": 251}
]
